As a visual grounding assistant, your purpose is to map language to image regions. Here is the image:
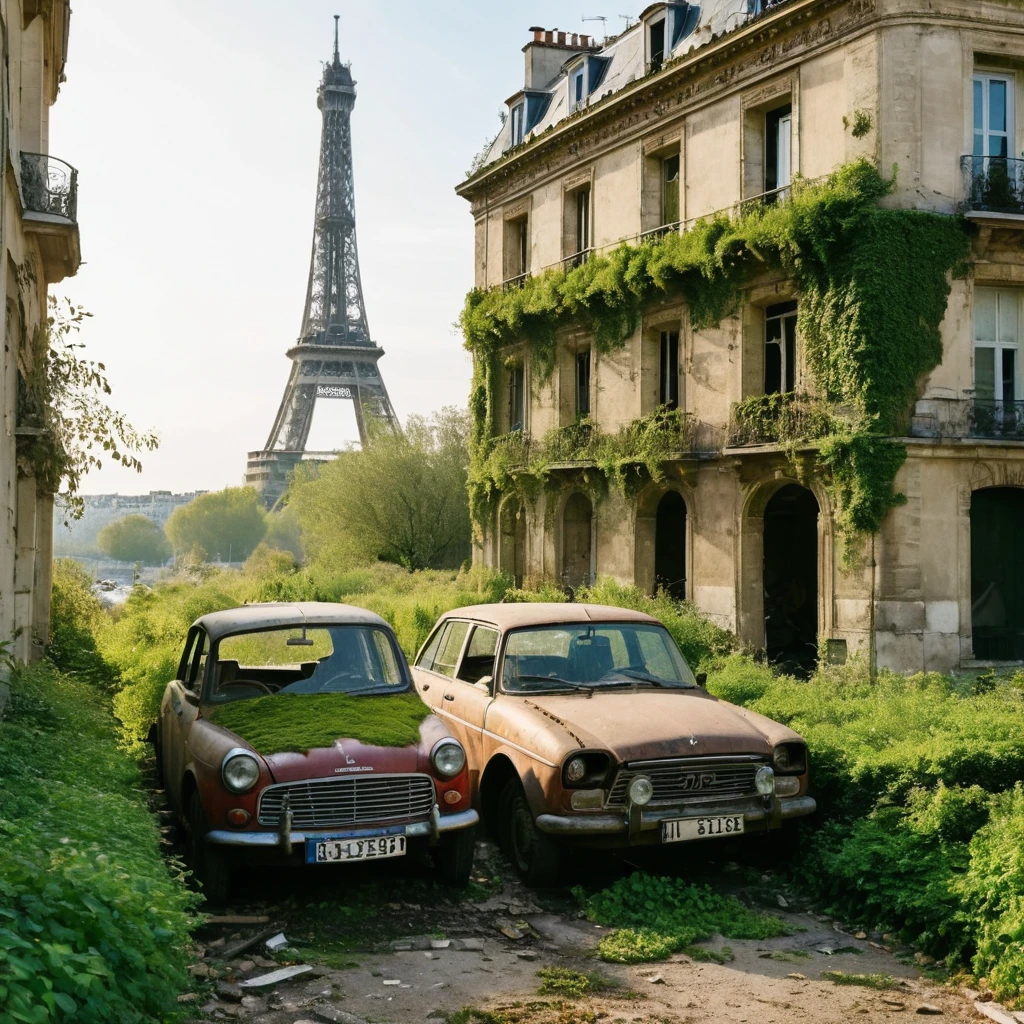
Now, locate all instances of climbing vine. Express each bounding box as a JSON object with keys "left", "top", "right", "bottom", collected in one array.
[{"left": 462, "top": 160, "right": 973, "bottom": 548}]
